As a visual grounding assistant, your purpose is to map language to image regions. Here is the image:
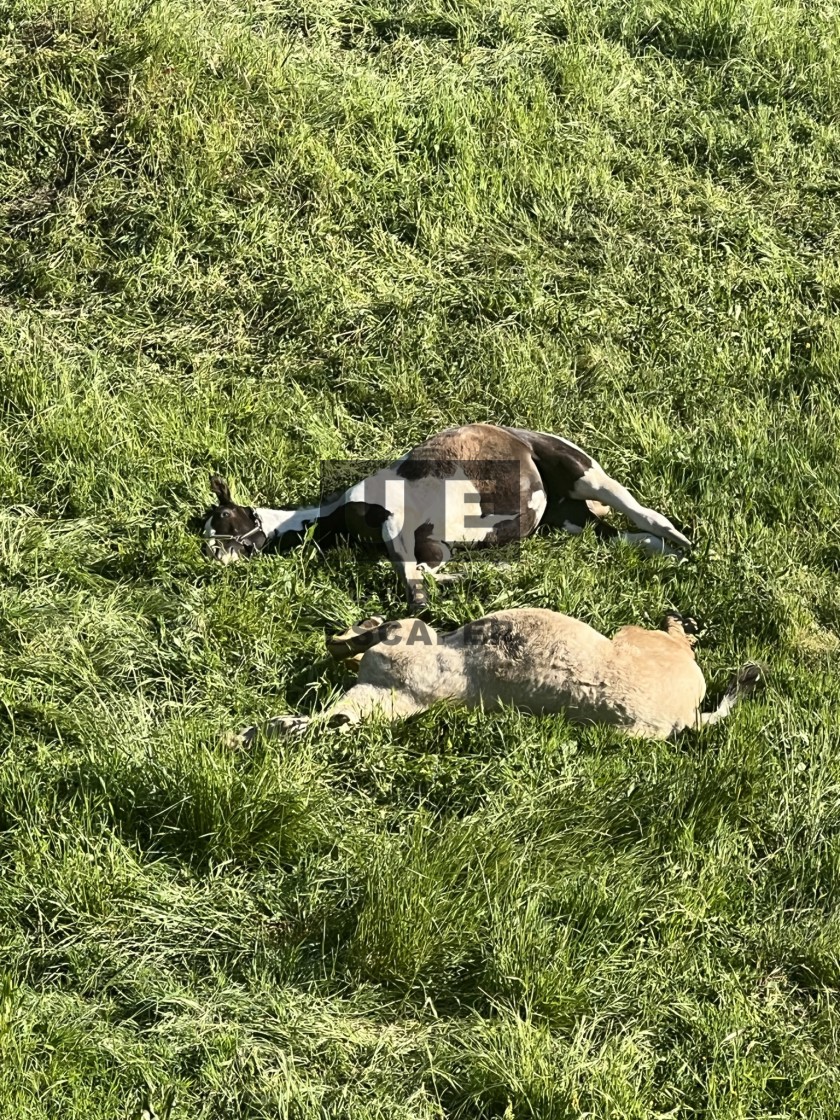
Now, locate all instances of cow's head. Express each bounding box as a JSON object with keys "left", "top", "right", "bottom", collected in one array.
[{"left": 203, "top": 475, "right": 266, "bottom": 564}]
